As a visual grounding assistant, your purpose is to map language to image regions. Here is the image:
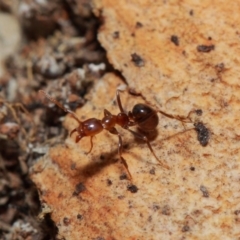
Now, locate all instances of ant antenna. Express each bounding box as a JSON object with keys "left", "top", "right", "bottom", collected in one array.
[{"left": 39, "top": 90, "right": 82, "bottom": 125}]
